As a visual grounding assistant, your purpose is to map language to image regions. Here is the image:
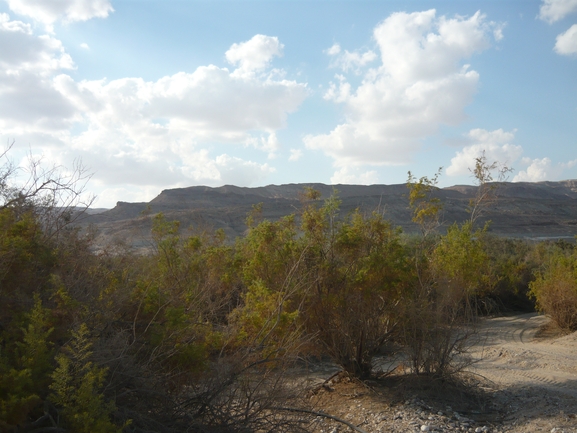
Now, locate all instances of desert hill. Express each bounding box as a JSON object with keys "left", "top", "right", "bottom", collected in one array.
[{"left": 81, "top": 180, "right": 577, "bottom": 251}]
